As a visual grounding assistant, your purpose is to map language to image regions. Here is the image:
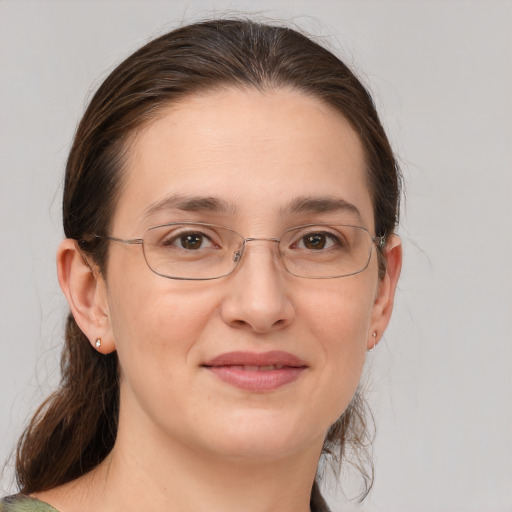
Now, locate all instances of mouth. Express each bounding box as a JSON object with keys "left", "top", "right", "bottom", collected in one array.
[{"left": 201, "top": 351, "right": 308, "bottom": 392}]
